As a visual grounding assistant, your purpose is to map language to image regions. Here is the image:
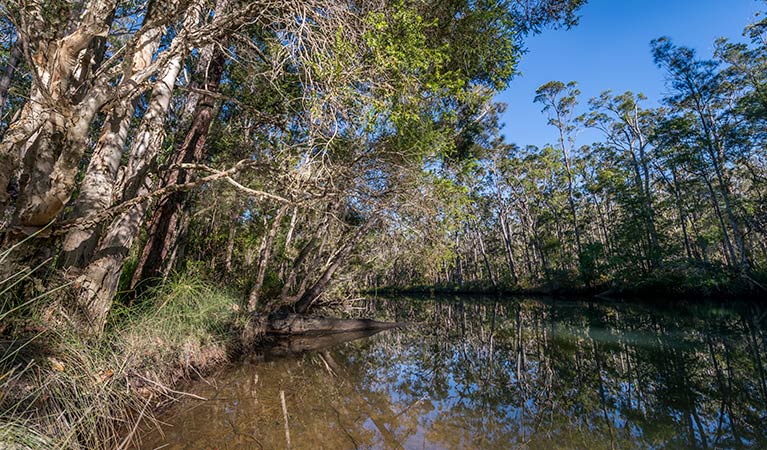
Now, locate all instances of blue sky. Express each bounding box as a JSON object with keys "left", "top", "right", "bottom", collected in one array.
[{"left": 496, "top": 0, "right": 761, "bottom": 147}]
